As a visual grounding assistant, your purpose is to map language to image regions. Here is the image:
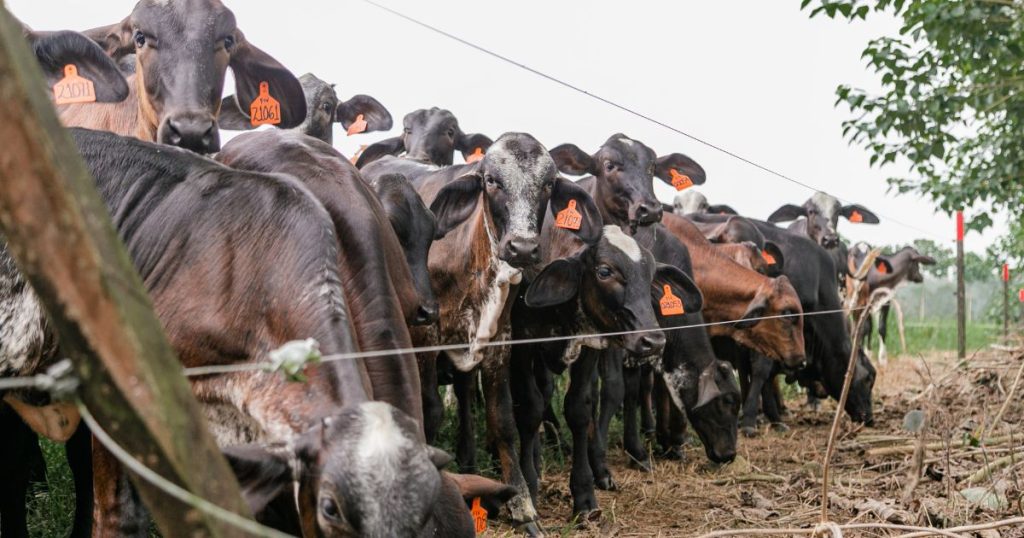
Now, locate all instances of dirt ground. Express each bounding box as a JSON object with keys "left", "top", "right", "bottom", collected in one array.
[{"left": 486, "top": 347, "right": 1024, "bottom": 537}]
